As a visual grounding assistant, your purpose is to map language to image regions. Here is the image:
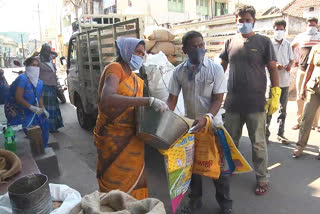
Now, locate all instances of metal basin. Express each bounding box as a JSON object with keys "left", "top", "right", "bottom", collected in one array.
[
  {"left": 8, "top": 174, "right": 52, "bottom": 214},
  {"left": 135, "top": 106, "right": 189, "bottom": 150}
]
